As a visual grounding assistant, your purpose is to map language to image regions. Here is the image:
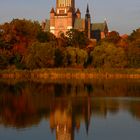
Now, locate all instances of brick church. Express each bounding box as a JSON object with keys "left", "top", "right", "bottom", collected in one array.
[{"left": 42, "top": 0, "right": 108, "bottom": 41}]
